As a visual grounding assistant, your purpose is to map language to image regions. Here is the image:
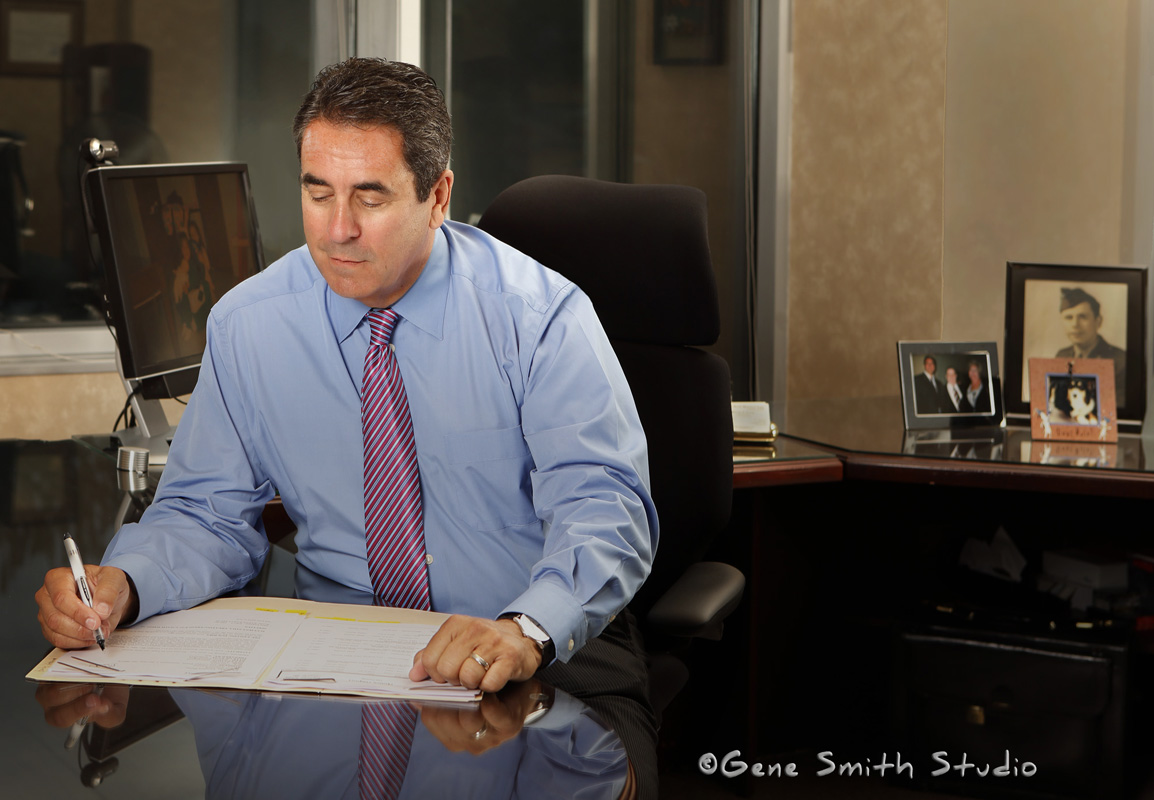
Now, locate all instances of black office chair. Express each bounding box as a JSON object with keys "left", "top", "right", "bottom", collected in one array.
[{"left": 478, "top": 175, "right": 744, "bottom": 716}]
